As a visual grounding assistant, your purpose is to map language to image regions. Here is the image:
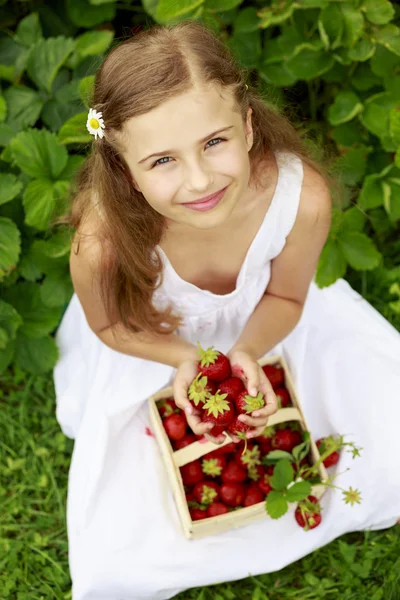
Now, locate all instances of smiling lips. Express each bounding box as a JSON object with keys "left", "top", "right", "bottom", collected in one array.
[{"left": 181, "top": 186, "right": 228, "bottom": 212}]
